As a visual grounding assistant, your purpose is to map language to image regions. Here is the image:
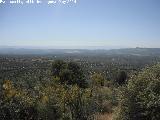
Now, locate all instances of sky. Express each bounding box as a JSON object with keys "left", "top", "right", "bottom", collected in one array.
[{"left": 0, "top": 0, "right": 160, "bottom": 48}]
